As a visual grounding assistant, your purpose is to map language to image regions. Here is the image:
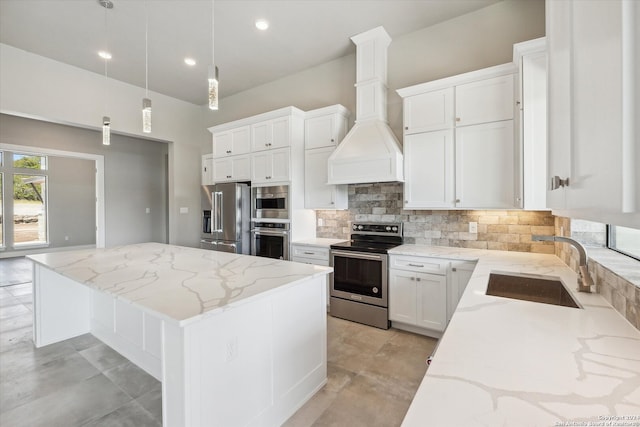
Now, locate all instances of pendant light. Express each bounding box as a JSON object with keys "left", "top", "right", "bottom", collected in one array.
[
  {"left": 142, "top": 0, "right": 152, "bottom": 133},
  {"left": 99, "top": 0, "right": 113, "bottom": 145},
  {"left": 208, "top": 0, "right": 219, "bottom": 110}
]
